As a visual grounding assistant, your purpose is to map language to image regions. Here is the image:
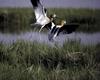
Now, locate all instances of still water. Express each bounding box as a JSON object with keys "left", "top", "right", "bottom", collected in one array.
[{"left": 0, "top": 31, "right": 100, "bottom": 46}]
